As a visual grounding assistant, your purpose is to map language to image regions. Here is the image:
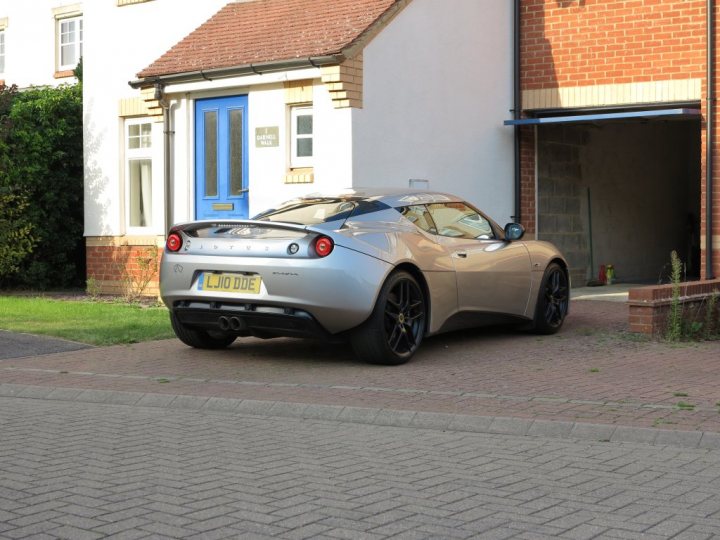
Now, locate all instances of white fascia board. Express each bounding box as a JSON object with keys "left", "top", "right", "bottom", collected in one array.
[{"left": 162, "top": 68, "right": 322, "bottom": 95}]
